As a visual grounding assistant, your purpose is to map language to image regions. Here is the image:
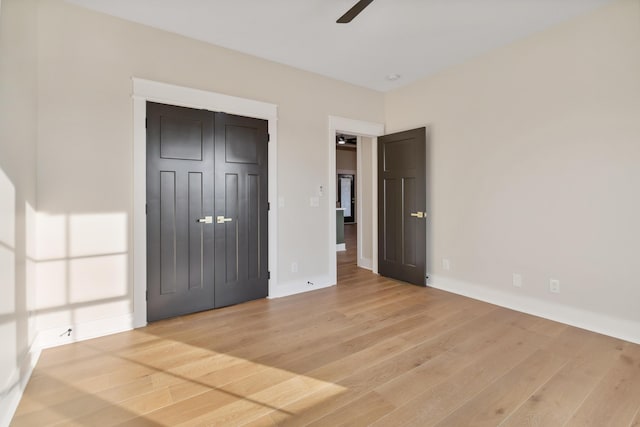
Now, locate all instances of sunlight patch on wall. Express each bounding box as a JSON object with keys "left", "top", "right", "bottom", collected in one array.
[
  {"left": 0, "top": 168, "right": 17, "bottom": 387},
  {"left": 36, "top": 213, "right": 66, "bottom": 260},
  {"left": 25, "top": 202, "right": 36, "bottom": 259},
  {"left": 0, "top": 167, "right": 15, "bottom": 248},
  {"left": 69, "top": 213, "right": 127, "bottom": 257},
  {"left": 73, "top": 300, "right": 132, "bottom": 323},
  {"left": 25, "top": 202, "right": 38, "bottom": 341},
  {"left": 36, "top": 307, "right": 72, "bottom": 330},
  {"left": 0, "top": 167, "right": 18, "bottom": 390},
  {"left": 0, "top": 245, "right": 15, "bottom": 315},
  {"left": 69, "top": 254, "right": 128, "bottom": 303},
  {"left": 0, "top": 321, "right": 17, "bottom": 389},
  {"left": 35, "top": 211, "right": 131, "bottom": 329},
  {"left": 0, "top": 166, "right": 16, "bottom": 316},
  {"left": 34, "top": 260, "right": 66, "bottom": 310}
]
